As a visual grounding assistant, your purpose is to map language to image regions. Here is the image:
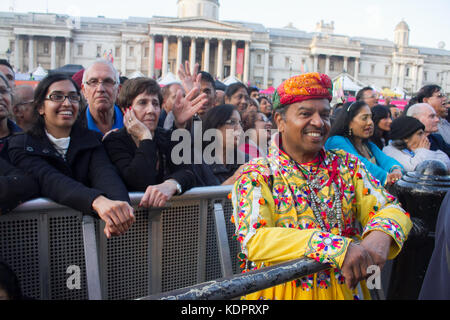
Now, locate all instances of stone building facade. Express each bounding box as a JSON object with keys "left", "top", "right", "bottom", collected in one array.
[{"left": 0, "top": 0, "right": 448, "bottom": 94}]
